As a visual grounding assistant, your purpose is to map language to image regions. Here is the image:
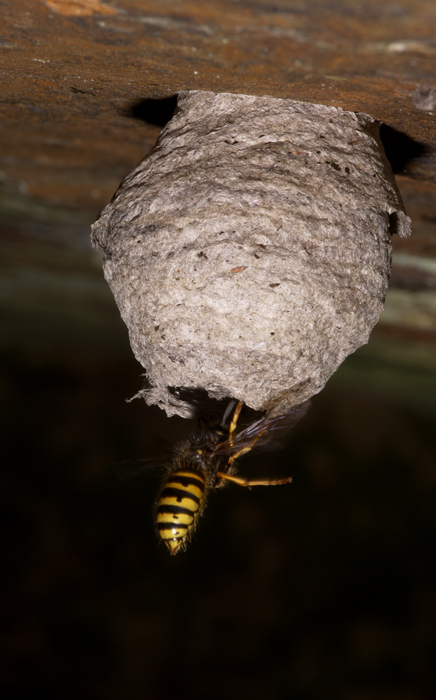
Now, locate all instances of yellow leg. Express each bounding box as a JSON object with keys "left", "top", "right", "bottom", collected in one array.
[
  {"left": 228, "top": 401, "right": 243, "bottom": 448},
  {"left": 222, "top": 402, "right": 292, "bottom": 487},
  {"left": 228, "top": 426, "right": 267, "bottom": 467},
  {"left": 217, "top": 472, "right": 292, "bottom": 488},
  {"left": 227, "top": 402, "right": 269, "bottom": 466},
  {"left": 228, "top": 445, "right": 251, "bottom": 466}
]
